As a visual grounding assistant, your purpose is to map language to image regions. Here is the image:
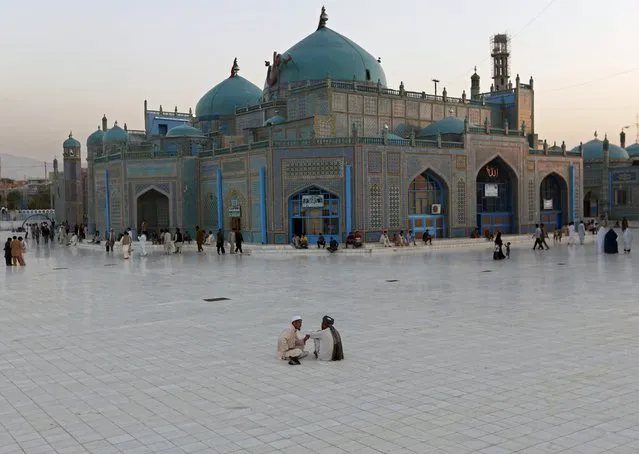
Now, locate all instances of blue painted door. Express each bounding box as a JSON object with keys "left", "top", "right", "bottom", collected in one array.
[{"left": 410, "top": 215, "right": 445, "bottom": 239}]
